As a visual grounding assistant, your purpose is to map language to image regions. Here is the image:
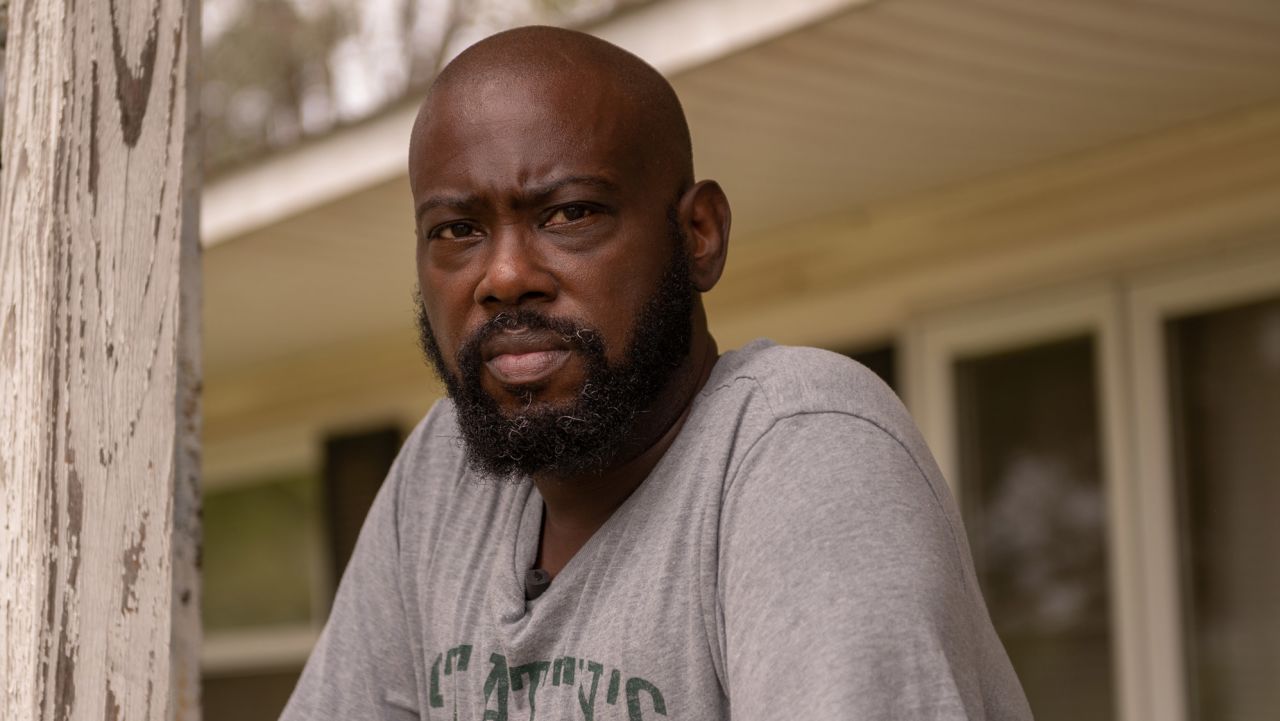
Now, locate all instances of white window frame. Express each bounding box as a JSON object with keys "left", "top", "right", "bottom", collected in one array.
[
  {"left": 902, "top": 280, "right": 1147, "bottom": 721},
  {"left": 1125, "top": 240, "right": 1280, "bottom": 721},
  {"left": 202, "top": 625, "right": 321, "bottom": 676}
]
